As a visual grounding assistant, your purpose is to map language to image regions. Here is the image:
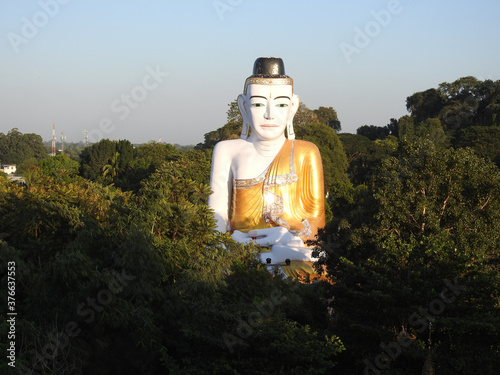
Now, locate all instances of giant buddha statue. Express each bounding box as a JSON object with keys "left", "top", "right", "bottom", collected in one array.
[{"left": 209, "top": 57, "right": 325, "bottom": 281}]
